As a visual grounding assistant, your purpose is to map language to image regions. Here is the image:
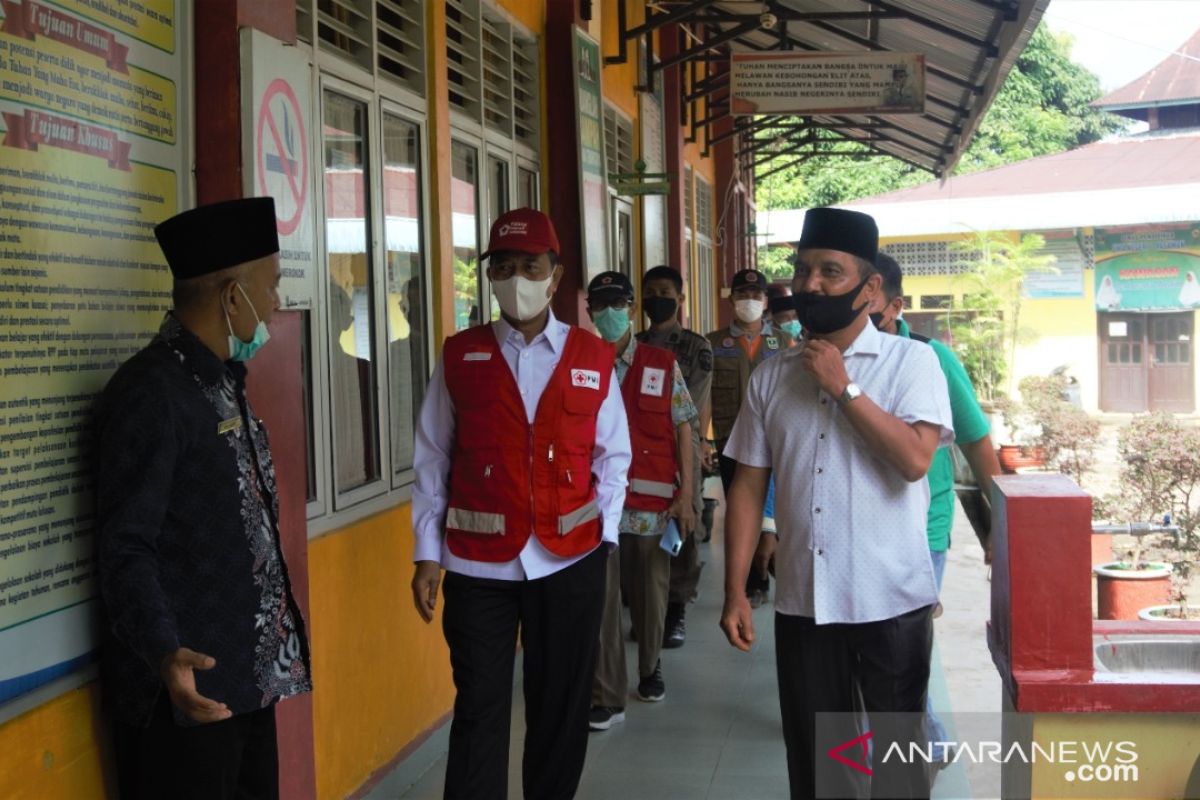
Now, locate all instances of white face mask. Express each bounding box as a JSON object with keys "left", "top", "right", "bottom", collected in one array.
[
  {"left": 492, "top": 275, "right": 553, "bottom": 322},
  {"left": 734, "top": 298, "right": 764, "bottom": 324}
]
